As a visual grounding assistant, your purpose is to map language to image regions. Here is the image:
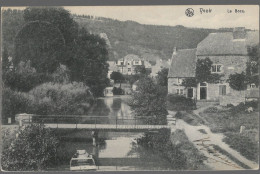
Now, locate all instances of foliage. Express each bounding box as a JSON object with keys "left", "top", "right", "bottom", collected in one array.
[
  {"left": 2, "top": 46, "right": 11, "bottom": 73},
  {"left": 110, "top": 71, "right": 124, "bottom": 83},
  {"left": 67, "top": 28, "right": 109, "bottom": 97},
  {"left": 134, "top": 65, "right": 147, "bottom": 75},
  {"left": 129, "top": 76, "right": 168, "bottom": 124},
  {"left": 51, "top": 64, "right": 70, "bottom": 83},
  {"left": 195, "top": 57, "right": 222, "bottom": 83},
  {"left": 112, "top": 87, "right": 124, "bottom": 95},
  {"left": 1, "top": 124, "right": 59, "bottom": 171},
  {"left": 3, "top": 61, "right": 52, "bottom": 92},
  {"left": 182, "top": 78, "right": 197, "bottom": 88},
  {"left": 167, "top": 94, "right": 196, "bottom": 111},
  {"left": 156, "top": 68, "right": 169, "bottom": 86},
  {"left": 124, "top": 74, "right": 141, "bottom": 86},
  {"left": 227, "top": 72, "right": 247, "bottom": 91},
  {"left": 14, "top": 20, "right": 65, "bottom": 74},
  {"left": 136, "top": 129, "right": 206, "bottom": 170},
  {"left": 23, "top": 7, "right": 78, "bottom": 45},
  {"left": 246, "top": 45, "right": 259, "bottom": 86},
  {"left": 223, "top": 133, "right": 258, "bottom": 162},
  {"left": 28, "top": 82, "right": 94, "bottom": 115},
  {"left": 2, "top": 88, "right": 31, "bottom": 124}
]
